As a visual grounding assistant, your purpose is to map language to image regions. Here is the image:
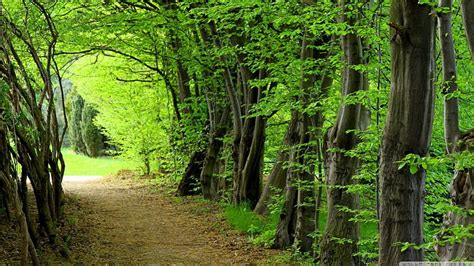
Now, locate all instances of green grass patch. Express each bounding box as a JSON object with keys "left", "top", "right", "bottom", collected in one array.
[
  {"left": 62, "top": 148, "right": 139, "bottom": 176},
  {"left": 224, "top": 204, "right": 265, "bottom": 234},
  {"left": 223, "top": 203, "right": 279, "bottom": 247}
]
